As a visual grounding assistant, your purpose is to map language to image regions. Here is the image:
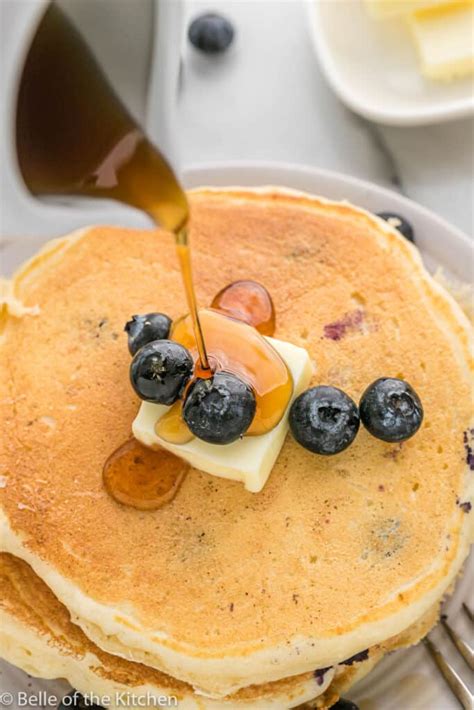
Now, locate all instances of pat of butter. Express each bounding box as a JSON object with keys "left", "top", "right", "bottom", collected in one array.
[
  {"left": 408, "top": 3, "right": 474, "bottom": 80},
  {"left": 364, "top": 0, "right": 459, "bottom": 19},
  {"left": 133, "top": 338, "right": 314, "bottom": 493}
]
